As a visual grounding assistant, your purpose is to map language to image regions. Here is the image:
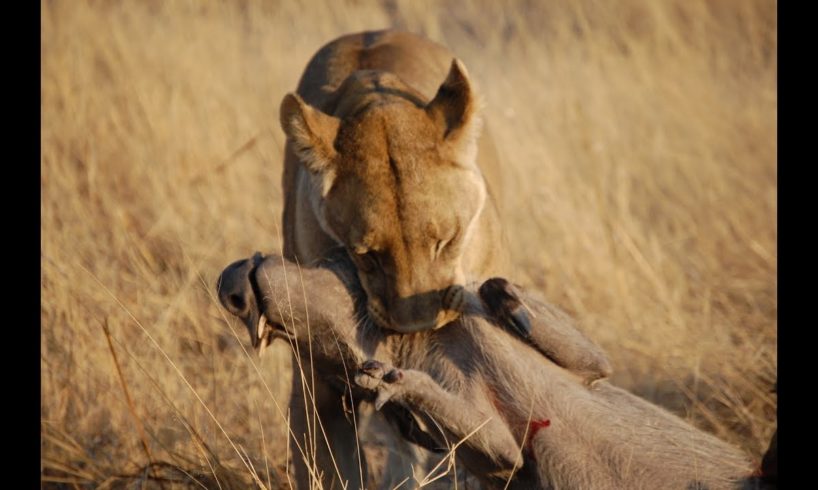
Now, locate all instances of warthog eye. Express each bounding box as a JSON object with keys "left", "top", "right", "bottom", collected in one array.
[{"left": 228, "top": 294, "right": 246, "bottom": 312}]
